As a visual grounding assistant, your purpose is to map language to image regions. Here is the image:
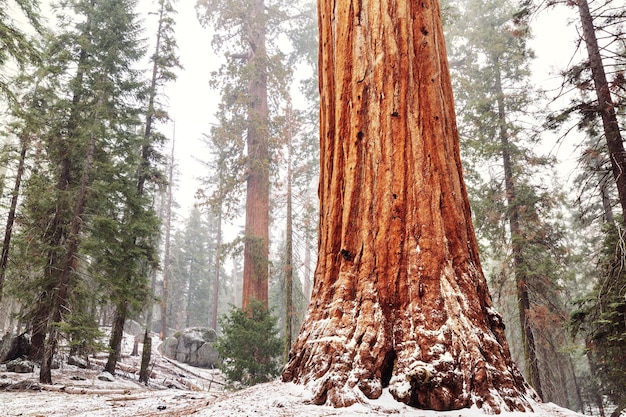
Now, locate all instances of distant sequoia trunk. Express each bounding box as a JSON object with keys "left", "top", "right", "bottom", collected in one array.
[{"left": 282, "top": 0, "right": 537, "bottom": 412}]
